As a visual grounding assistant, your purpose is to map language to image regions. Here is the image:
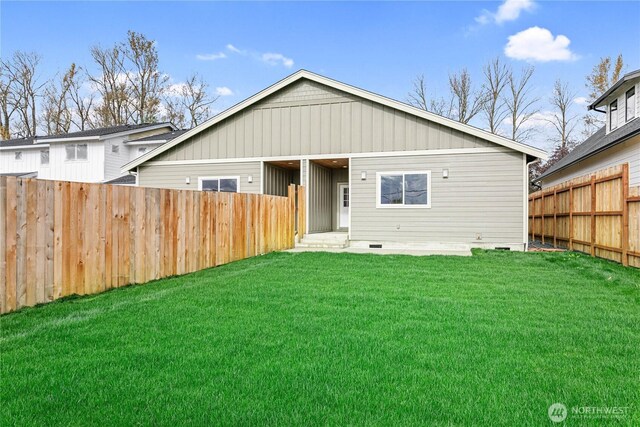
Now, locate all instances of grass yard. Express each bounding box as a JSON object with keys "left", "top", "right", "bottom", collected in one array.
[{"left": 1, "top": 250, "right": 639, "bottom": 425}]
